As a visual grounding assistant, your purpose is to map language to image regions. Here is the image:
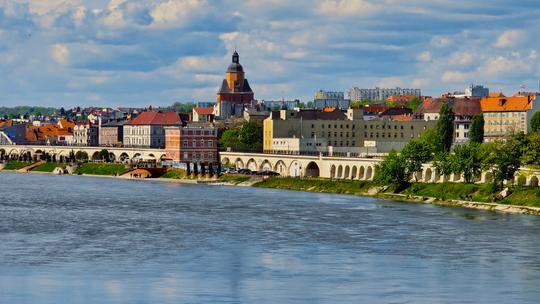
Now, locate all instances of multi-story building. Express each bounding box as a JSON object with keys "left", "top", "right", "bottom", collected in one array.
[
  {"left": 99, "top": 119, "right": 128, "bottom": 147},
  {"left": 415, "top": 97, "right": 482, "bottom": 144},
  {"left": 261, "top": 100, "right": 299, "bottom": 110},
  {"left": 314, "top": 90, "right": 344, "bottom": 100},
  {"left": 348, "top": 87, "right": 421, "bottom": 102},
  {"left": 124, "top": 111, "right": 184, "bottom": 148},
  {"left": 215, "top": 51, "right": 255, "bottom": 117},
  {"left": 481, "top": 93, "right": 540, "bottom": 142},
  {"left": 73, "top": 121, "right": 99, "bottom": 146},
  {"left": 263, "top": 108, "right": 436, "bottom": 154},
  {"left": 450, "top": 84, "right": 489, "bottom": 98},
  {"left": 192, "top": 107, "right": 214, "bottom": 122},
  {"left": 164, "top": 125, "right": 218, "bottom": 165}
]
